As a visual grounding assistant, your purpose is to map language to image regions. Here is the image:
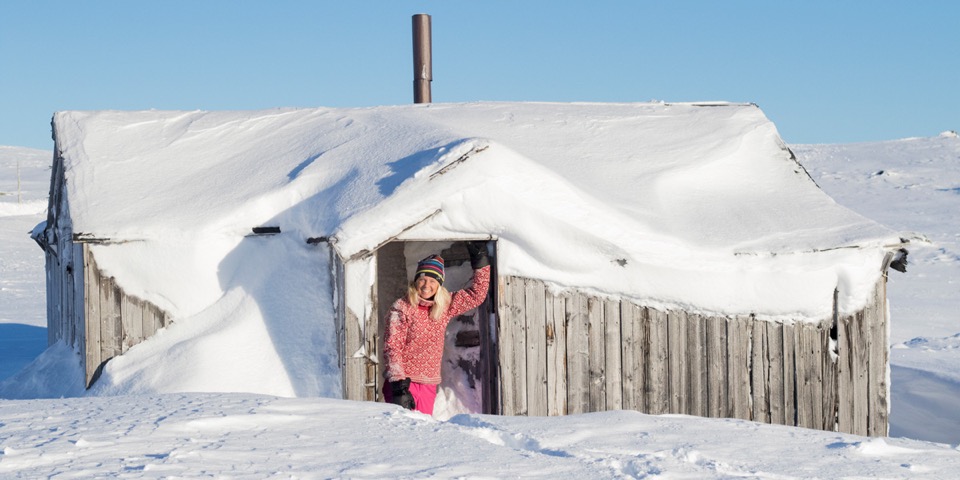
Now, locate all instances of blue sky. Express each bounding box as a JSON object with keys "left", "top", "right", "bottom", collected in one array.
[{"left": 2, "top": 1, "right": 957, "bottom": 150}]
